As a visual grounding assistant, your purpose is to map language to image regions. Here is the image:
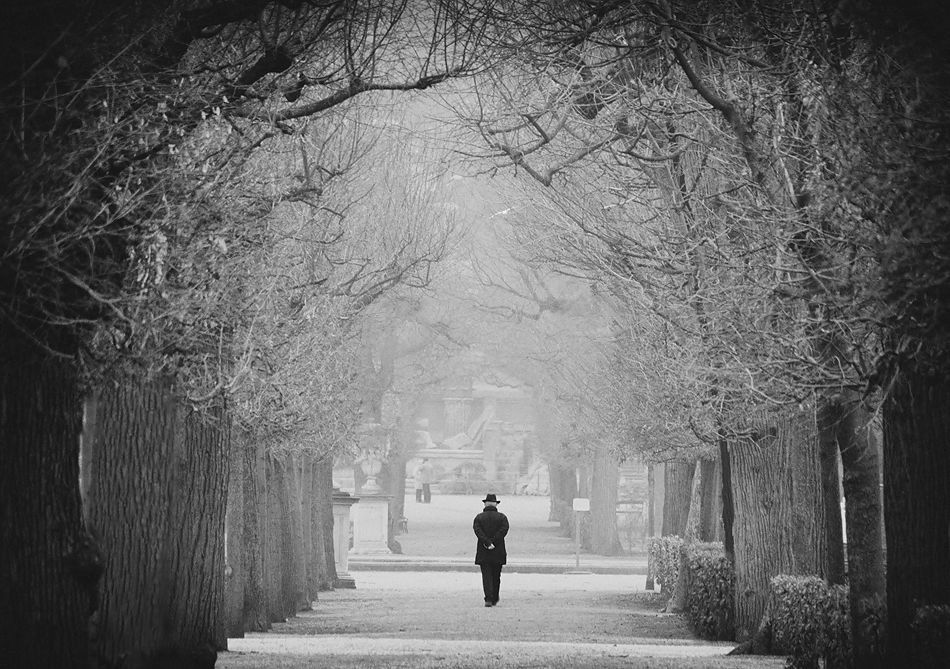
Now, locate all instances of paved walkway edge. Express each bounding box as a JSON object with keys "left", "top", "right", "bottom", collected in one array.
[{"left": 349, "top": 554, "right": 648, "bottom": 575}]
